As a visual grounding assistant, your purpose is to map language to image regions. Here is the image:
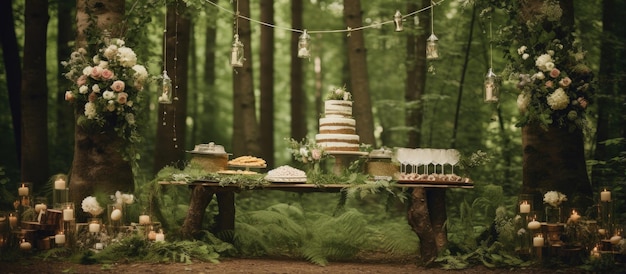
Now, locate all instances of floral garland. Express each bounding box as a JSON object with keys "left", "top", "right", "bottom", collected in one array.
[
  {"left": 62, "top": 37, "right": 150, "bottom": 152},
  {"left": 498, "top": 0, "right": 594, "bottom": 131}
]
